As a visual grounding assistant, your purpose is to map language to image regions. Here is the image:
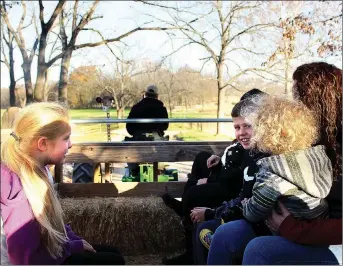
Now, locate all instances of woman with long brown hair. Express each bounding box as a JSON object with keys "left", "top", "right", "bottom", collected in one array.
[
  {"left": 241, "top": 62, "right": 342, "bottom": 265},
  {"left": 293, "top": 62, "right": 342, "bottom": 178}
]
